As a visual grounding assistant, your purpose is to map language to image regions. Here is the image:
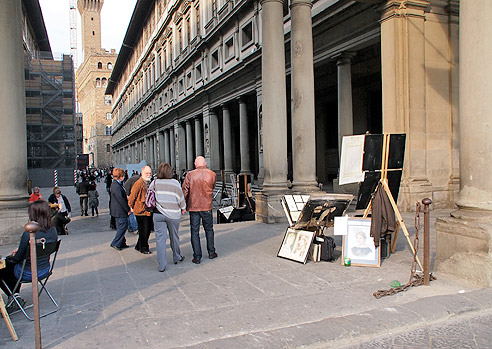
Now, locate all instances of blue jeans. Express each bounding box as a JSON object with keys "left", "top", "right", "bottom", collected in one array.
[
  {"left": 189, "top": 210, "right": 215, "bottom": 260},
  {"left": 111, "top": 217, "right": 128, "bottom": 248}
]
